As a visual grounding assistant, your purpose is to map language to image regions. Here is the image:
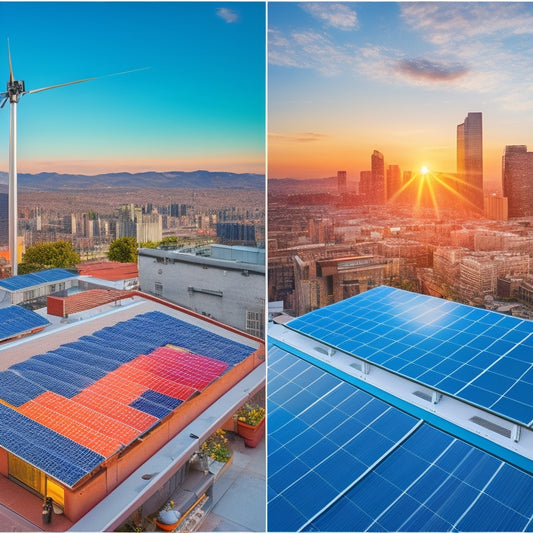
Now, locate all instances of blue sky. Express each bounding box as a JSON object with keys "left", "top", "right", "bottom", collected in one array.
[
  {"left": 0, "top": 2, "right": 265, "bottom": 174},
  {"left": 269, "top": 2, "right": 533, "bottom": 186}
]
